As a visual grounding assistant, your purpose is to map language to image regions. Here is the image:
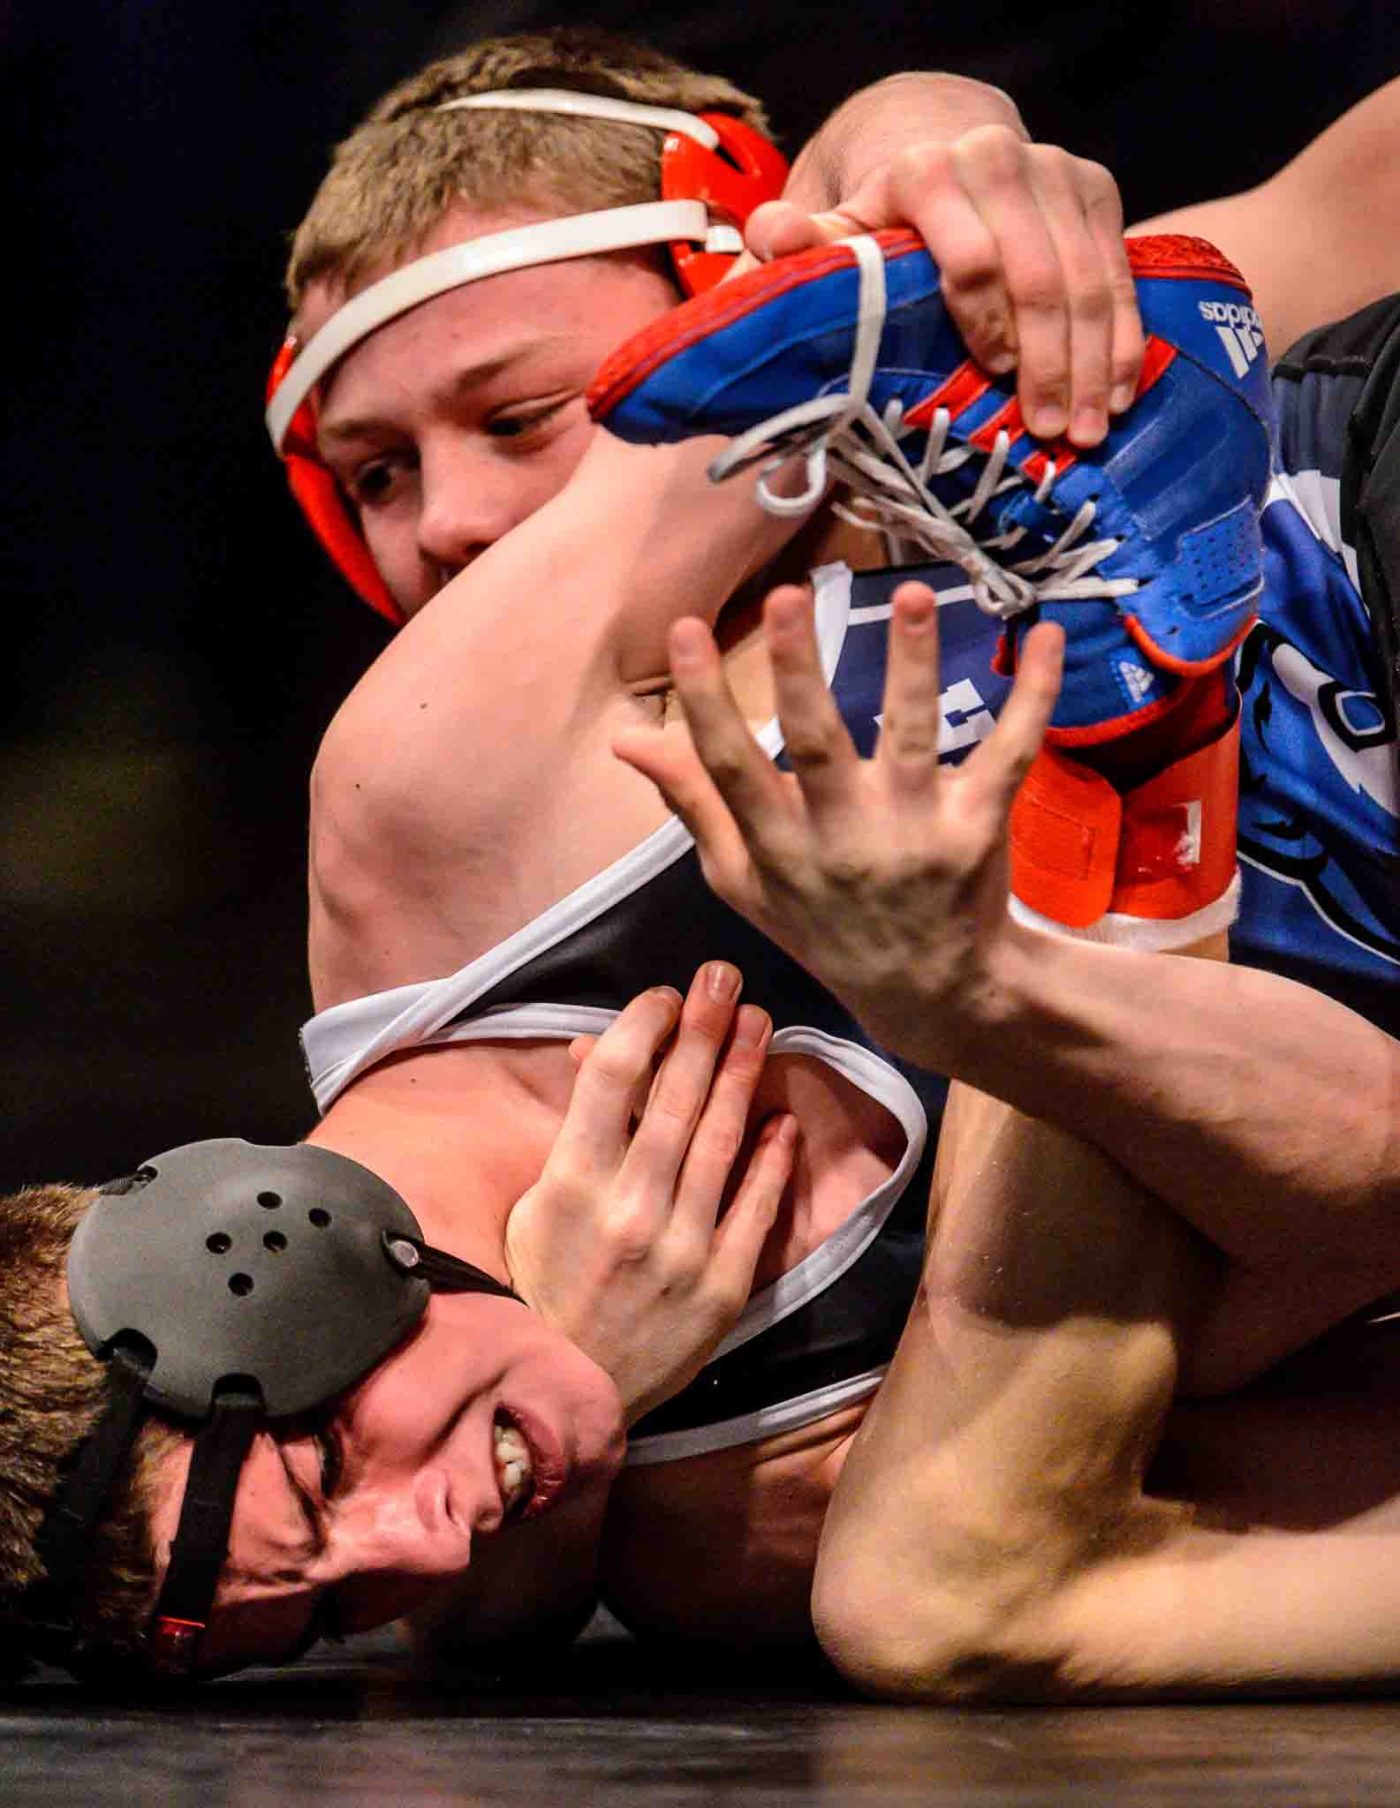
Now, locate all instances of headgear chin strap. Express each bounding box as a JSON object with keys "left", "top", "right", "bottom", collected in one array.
[
  {"left": 265, "top": 88, "right": 788, "bottom": 625},
  {"left": 23, "top": 1139, "right": 519, "bottom": 1679}
]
